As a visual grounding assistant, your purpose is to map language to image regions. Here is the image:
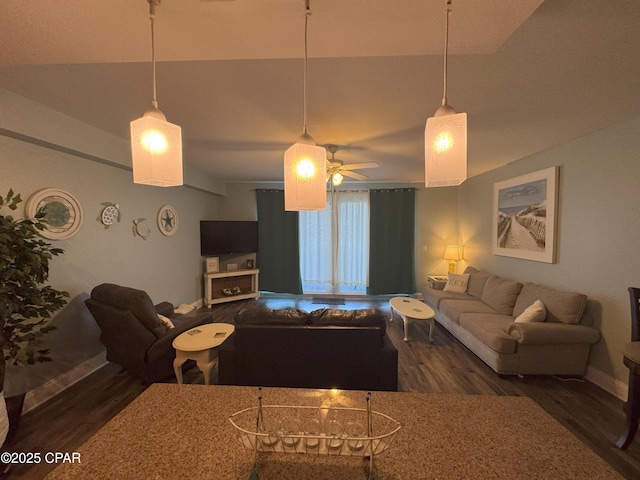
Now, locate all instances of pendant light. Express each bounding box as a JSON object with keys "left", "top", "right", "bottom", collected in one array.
[
  {"left": 425, "top": 0, "right": 467, "bottom": 187},
  {"left": 130, "top": 0, "right": 183, "bottom": 187},
  {"left": 284, "top": 0, "right": 327, "bottom": 211}
]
